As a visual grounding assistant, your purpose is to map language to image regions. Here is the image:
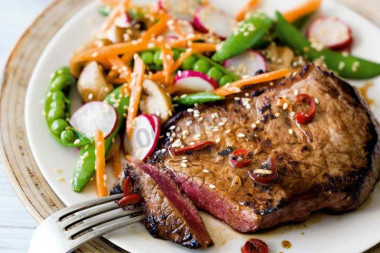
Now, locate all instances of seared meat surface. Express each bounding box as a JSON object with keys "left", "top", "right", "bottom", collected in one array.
[
  {"left": 113, "top": 159, "right": 213, "bottom": 248},
  {"left": 147, "top": 64, "right": 380, "bottom": 232}
]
